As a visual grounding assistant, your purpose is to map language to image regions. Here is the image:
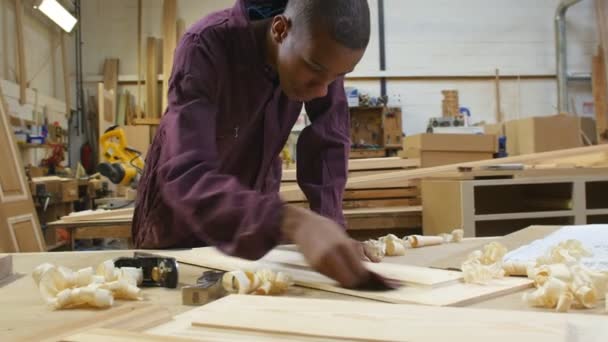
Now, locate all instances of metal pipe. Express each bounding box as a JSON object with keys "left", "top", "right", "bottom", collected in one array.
[{"left": 555, "top": 0, "right": 583, "bottom": 114}]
